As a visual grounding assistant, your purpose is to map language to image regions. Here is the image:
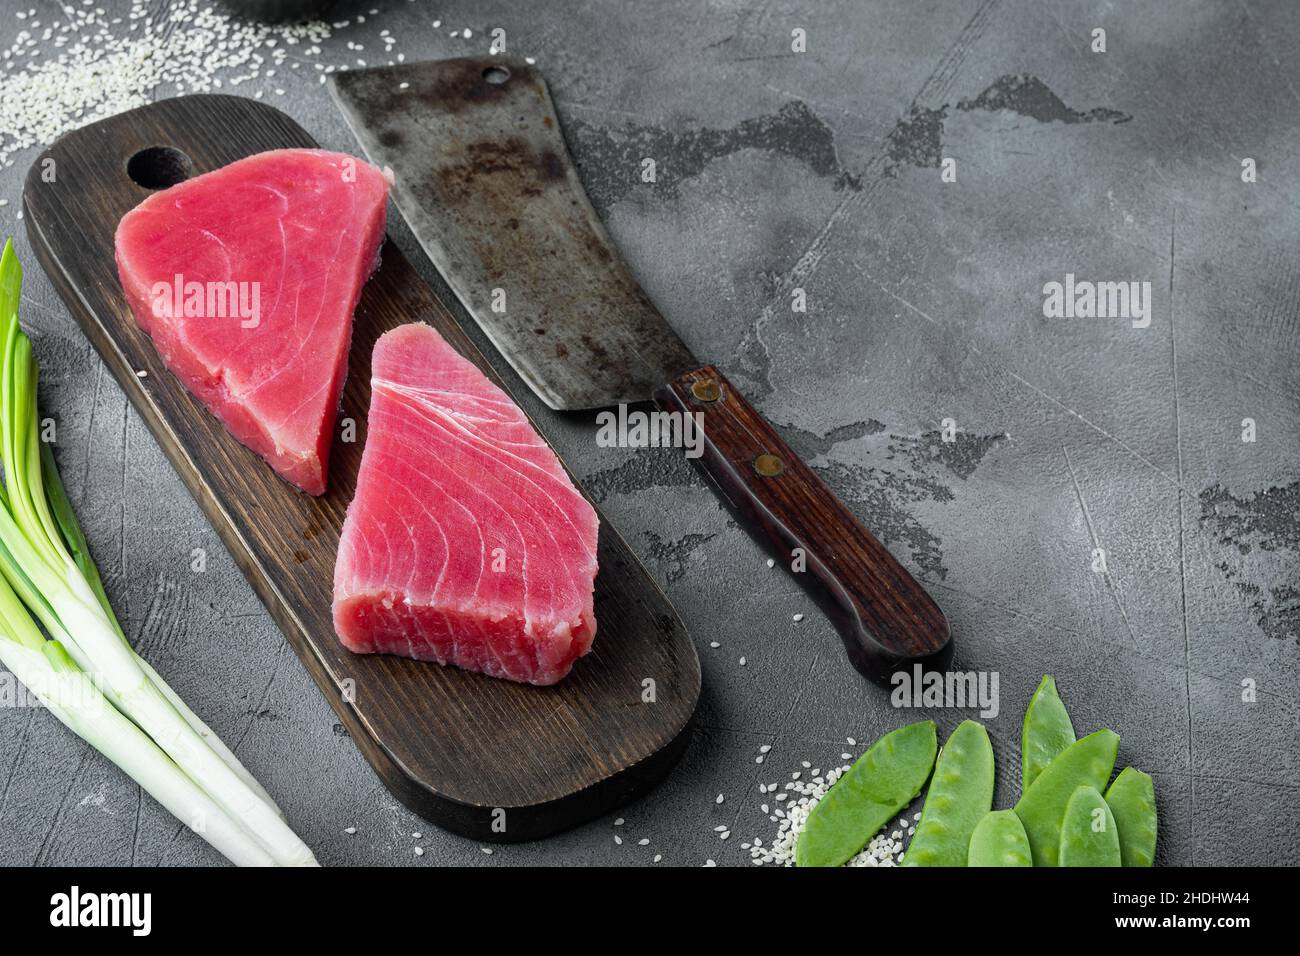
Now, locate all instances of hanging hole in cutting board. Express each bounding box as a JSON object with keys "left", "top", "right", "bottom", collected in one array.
[
  {"left": 482, "top": 66, "right": 510, "bottom": 85},
  {"left": 126, "top": 146, "right": 193, "bottom": 190}
]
